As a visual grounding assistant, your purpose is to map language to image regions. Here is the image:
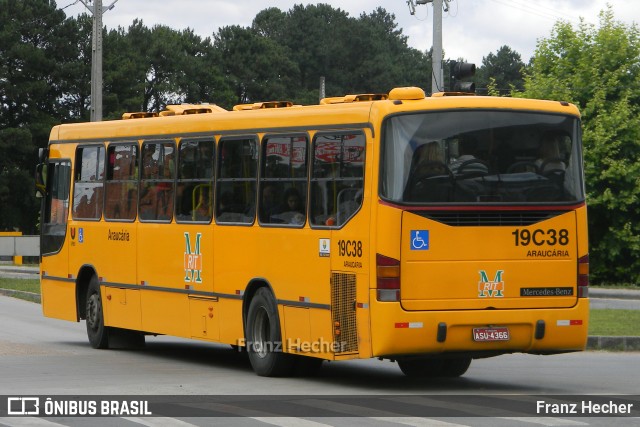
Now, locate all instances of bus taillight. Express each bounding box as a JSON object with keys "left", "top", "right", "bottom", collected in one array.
[
  {"left": 376, "top": 254, "right": 400, "bottom": 302},
  {"left": 578, "top": 254, "right": 589, "bottom": 298}
]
